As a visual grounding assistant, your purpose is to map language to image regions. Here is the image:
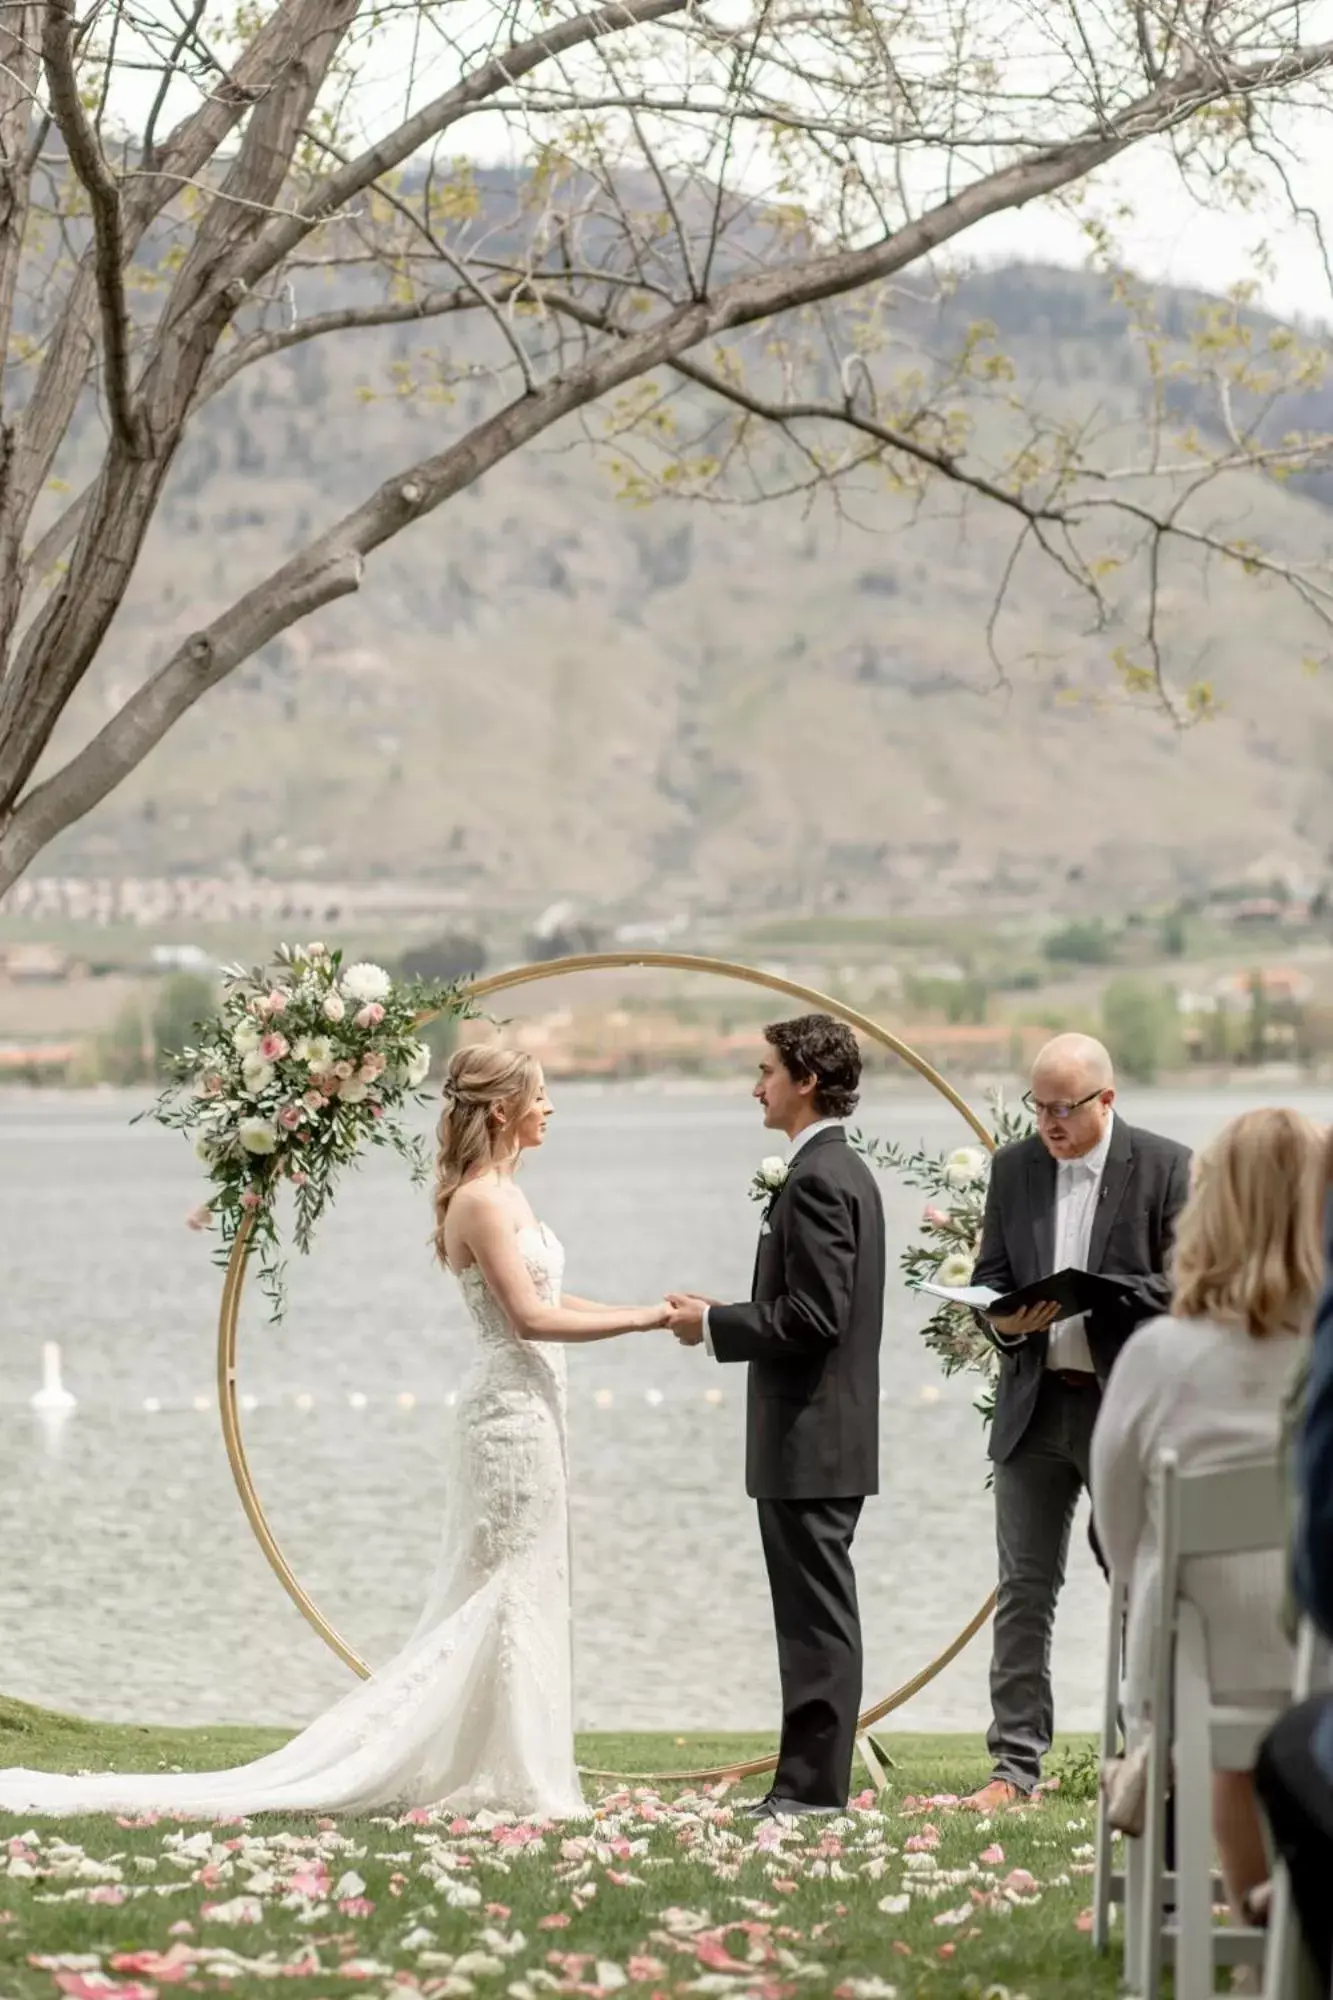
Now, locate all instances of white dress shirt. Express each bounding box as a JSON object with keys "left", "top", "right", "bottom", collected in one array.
[
  {"left": 1044, "top": 1115, "right": 1114, "bottom": 1374},
  {"left": 702, "top": 1119, "right": 844, "bottom": 1357}
]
